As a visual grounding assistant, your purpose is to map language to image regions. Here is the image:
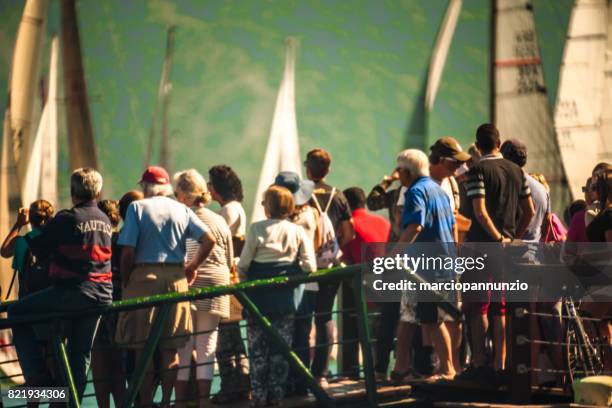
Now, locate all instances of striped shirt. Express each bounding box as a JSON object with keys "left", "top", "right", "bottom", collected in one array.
[
  {"left": 186, "top": 207, "right": 233, "bottom": 317},
  {"left": 465, "top": 154, "right": 531, "bottom": 241}
]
